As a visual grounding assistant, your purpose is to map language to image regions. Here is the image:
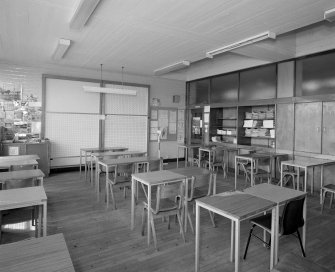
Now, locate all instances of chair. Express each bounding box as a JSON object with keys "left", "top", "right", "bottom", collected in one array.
[
  {"left": 243, "top": 197, "right": 306, "bottom": 260},
  {"left": 241, "top": 157, "right": 271, "bottom": 187},
  {"left": 277, "top": 156, "right": 304, "bottom": 190},
  {"left": 321, "top": 184, "right": 335, "bottom": 213},
  {"left": 186, "top": 171, "right": 217, "bottom": 233},
  {"left": 105, "top": 163, "right": 133, "bottom": 209},
  {"left": 212, "top": 149, "right": 227, "bottom": 178},
  {"left": 141, "top": 181, "right": 185, "bottom": 250}
]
